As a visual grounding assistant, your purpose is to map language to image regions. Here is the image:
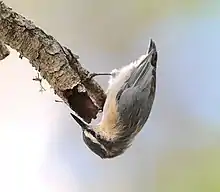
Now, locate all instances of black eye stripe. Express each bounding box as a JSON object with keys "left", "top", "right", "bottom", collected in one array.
[
  {"left": 83, "top": 134, "right": 107, "bottom": 158},
  {"left": 85, "top": 129, "right": 113, "bottom": 147}
]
